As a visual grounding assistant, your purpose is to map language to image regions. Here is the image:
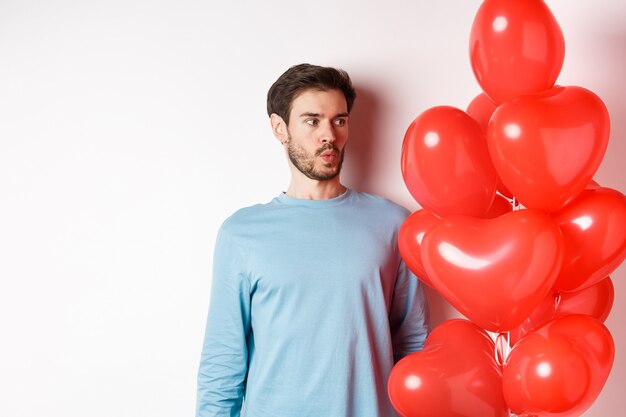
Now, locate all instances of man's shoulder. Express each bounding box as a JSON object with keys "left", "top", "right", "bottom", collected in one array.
[{"left": 218, "top": 198, "right": 281, "bottom": 235}]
